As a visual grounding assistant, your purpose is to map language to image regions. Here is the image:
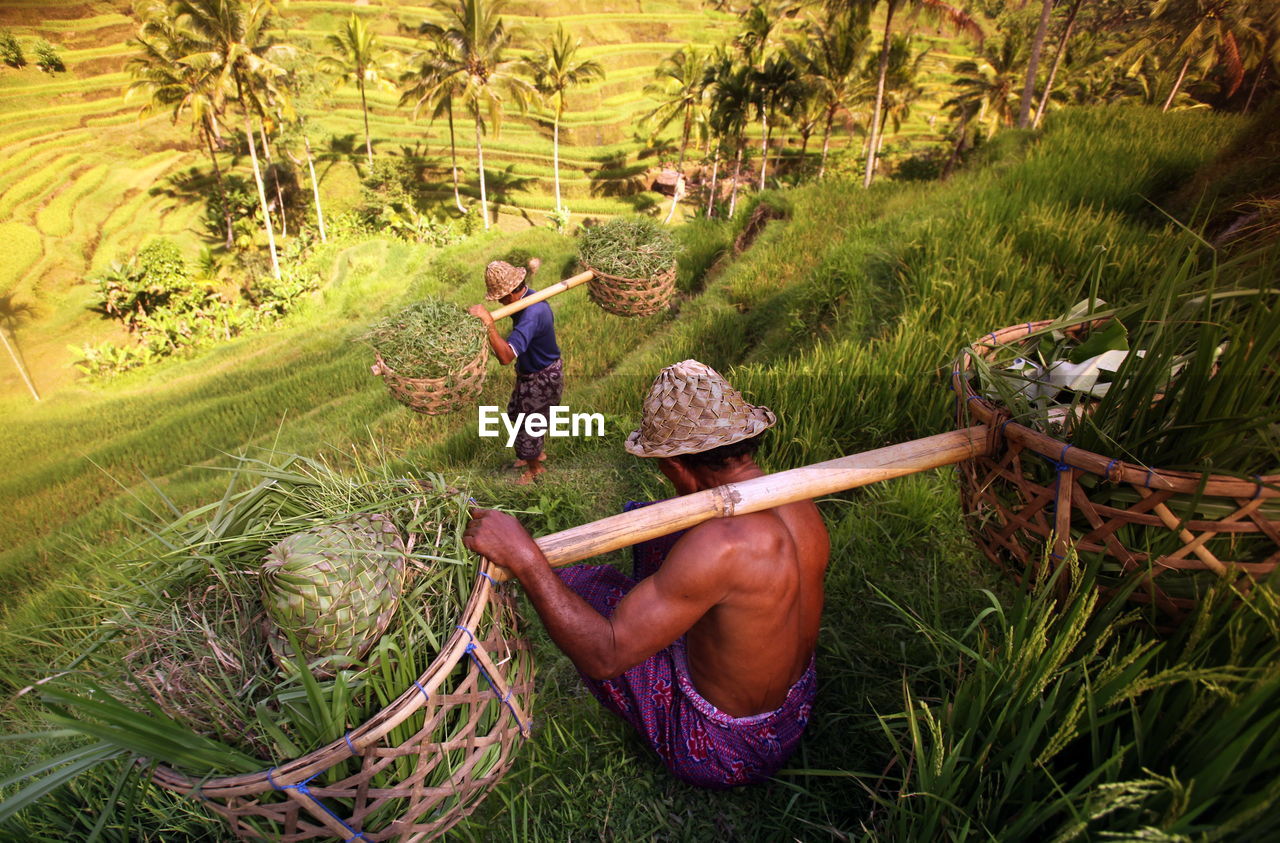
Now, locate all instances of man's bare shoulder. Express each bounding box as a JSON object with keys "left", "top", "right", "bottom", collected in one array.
[{"left": 665, "top": 513, "right": 788, "bottom": 571}]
